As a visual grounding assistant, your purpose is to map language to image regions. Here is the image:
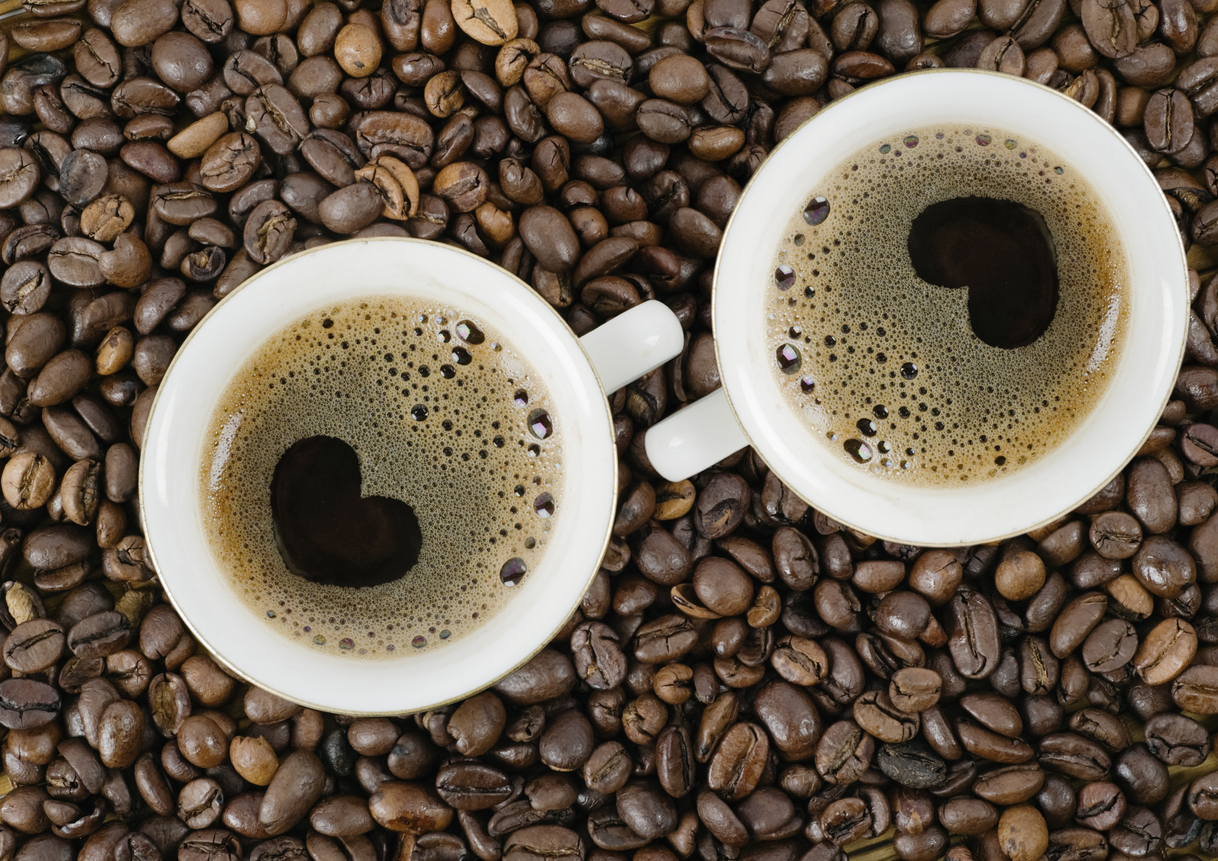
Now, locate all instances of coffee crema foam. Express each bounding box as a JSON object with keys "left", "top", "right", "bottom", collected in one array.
[
  {"left": 767, "top": 125, "right": 1130, "bottom": 486},
  {"left": 200, "top": 298, "right": 561, "bottom": 658}
]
